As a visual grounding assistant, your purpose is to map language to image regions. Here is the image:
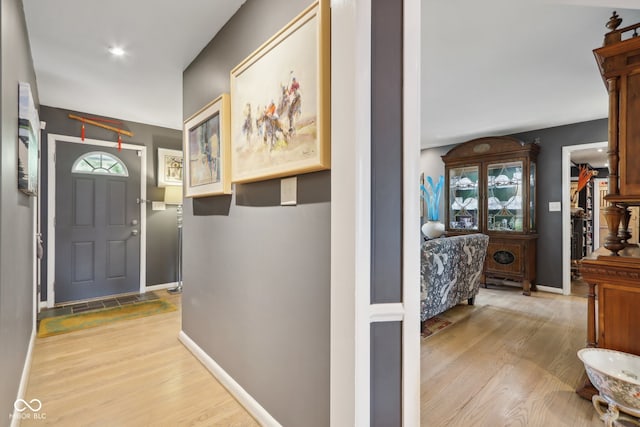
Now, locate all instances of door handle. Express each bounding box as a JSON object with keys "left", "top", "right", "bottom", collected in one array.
[
  {"left": 131, "top": 219, "right": 138, "bottom": 226},
  {"left": 131, "top": 230, "right": 139, "bottom": 236}
]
